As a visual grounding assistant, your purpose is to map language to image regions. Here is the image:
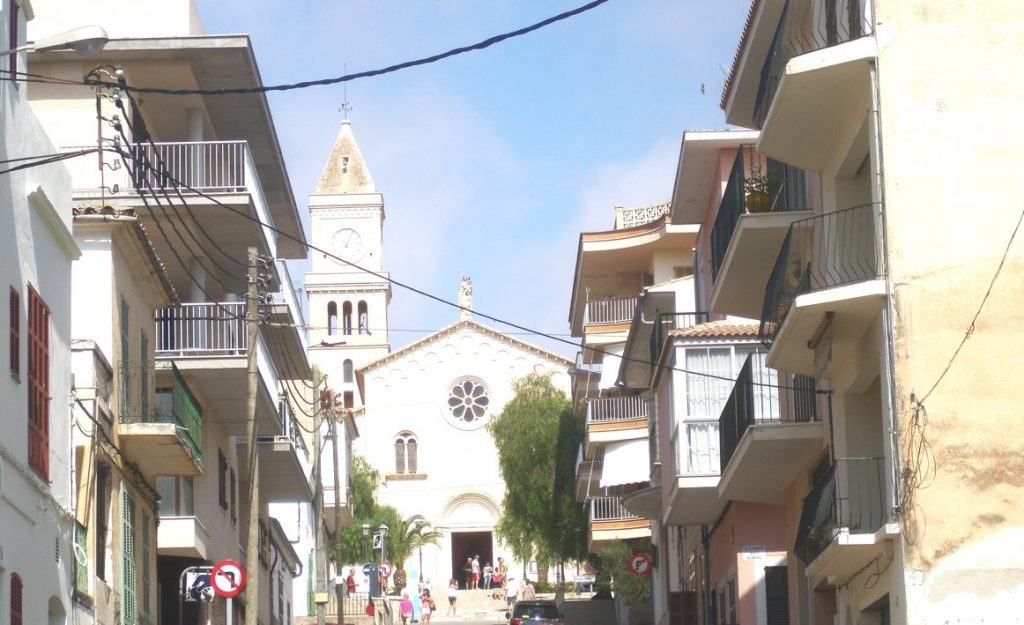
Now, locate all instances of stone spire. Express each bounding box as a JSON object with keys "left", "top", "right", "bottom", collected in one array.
[
  {"left": 314, "top": 119, "right": 376, "bottom": 195},
  {"left": 458, "top": 276, "right": 473, "bottom": 320}
]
